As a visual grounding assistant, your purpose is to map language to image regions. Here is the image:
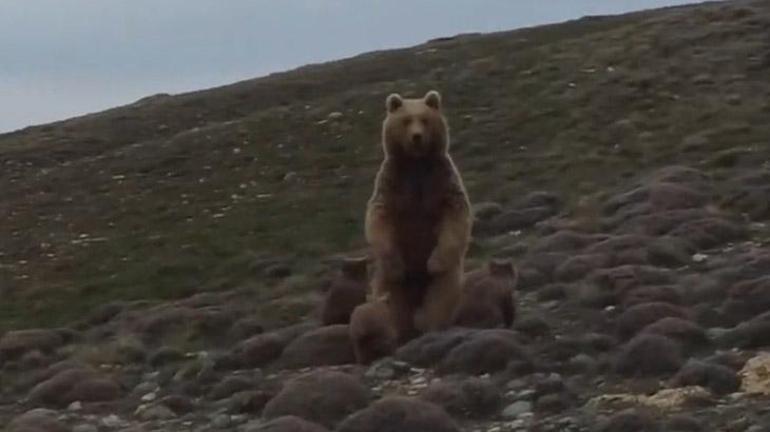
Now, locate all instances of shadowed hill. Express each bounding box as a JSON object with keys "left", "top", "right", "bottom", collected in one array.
[{"left": 2, "top": 0, "right": 769, "bottom": 330}]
